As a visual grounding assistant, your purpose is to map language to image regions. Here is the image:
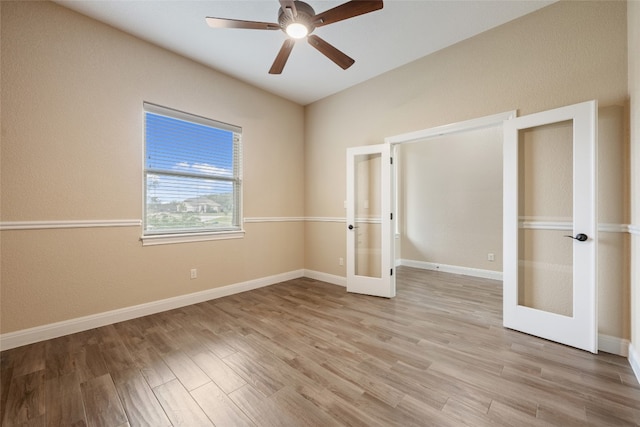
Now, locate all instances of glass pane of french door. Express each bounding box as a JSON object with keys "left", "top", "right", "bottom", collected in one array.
[
  {"left": 518, "top": 120, "right": 574, "bottom": 317},
  {"left": 354, "top": 152, "right": 382, "bottom": 279}
]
